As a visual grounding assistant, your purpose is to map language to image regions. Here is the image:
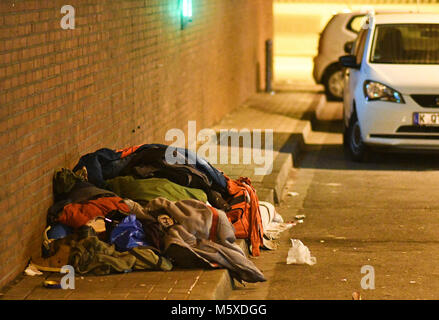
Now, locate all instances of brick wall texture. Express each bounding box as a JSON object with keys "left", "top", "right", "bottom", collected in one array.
[{"left": 0, "top": 0, "right": 273, "bottom": 289}]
